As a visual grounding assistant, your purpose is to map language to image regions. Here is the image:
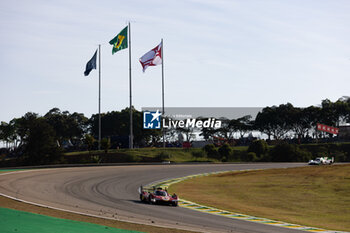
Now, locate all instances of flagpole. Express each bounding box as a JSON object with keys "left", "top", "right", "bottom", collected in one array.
[
  {"left": 98, "top": 44, "right": 101, "bottom": 150},
  {"left": 129, "top": 22, "right": 133, "bottom": 149},
  {"left": 161, "top": 38, "right": 165, "bottom": 148}
]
